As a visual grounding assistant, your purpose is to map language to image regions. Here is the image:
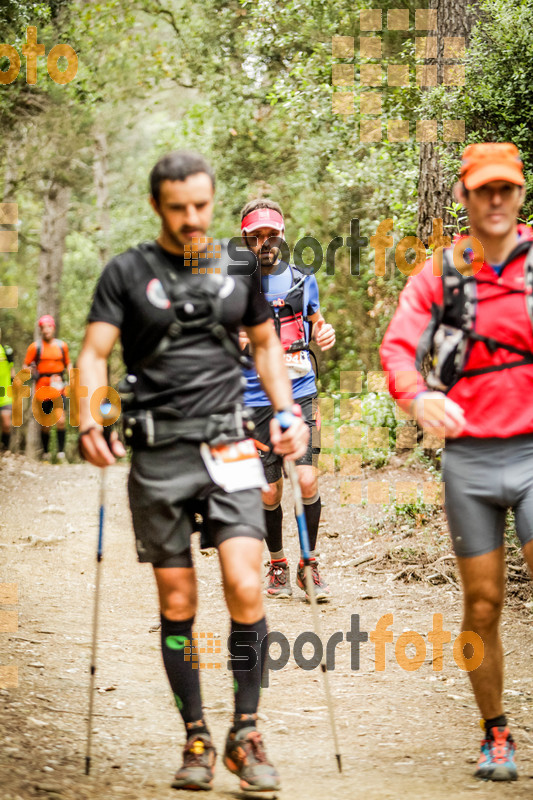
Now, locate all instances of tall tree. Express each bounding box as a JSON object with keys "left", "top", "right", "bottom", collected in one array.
[
  {"left": 35, "top": 181, "right": 71, "bottom": 328},
  {"left": 93, "top": 129, "right": 110, "bottom": 267},
  {"left": 417, "top": 0, "right": 478, "bottom": 243}
]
